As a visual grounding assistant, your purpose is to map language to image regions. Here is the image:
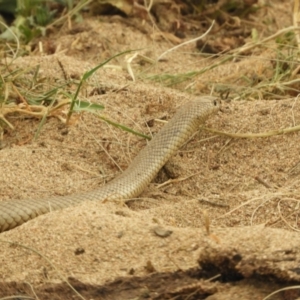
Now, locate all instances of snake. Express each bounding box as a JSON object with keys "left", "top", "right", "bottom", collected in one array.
[{"left": 0, "top": 96, "right": 220, "bottom": 232}]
